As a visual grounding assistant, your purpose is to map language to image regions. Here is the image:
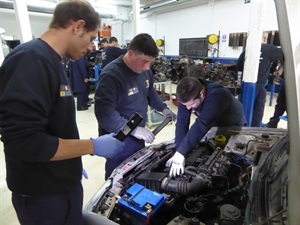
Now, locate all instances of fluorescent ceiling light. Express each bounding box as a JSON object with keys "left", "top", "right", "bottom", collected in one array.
[
  {"left": 25, "top": 0, "right": 56, "bottom": 9},
  {"left": 141, "top": 0, "right": 178, "bottom": 10},
  {"left": 89, "top": 0, "right": 117, "bottom": 15}
]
